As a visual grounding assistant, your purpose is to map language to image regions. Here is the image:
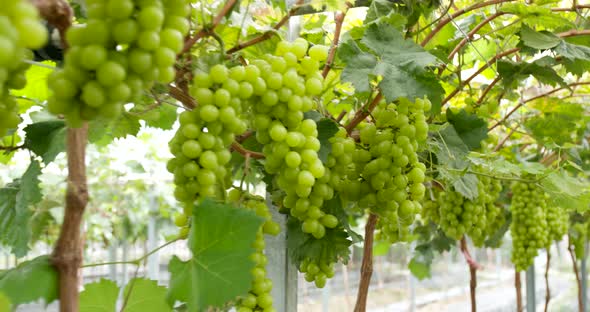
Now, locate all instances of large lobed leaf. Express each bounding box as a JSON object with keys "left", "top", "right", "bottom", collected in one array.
[
  {"left": 79, "top": 278, "right": 171, "bottom": 312},
  {"left": 0, "top": 160, "right": 43, "bottom": 256},
  {"left": 0, "top": 255, "right": 58, "bottom": 306},
  {"left": 167, "top": 199, "right": 263, "bottom": 311},
  {"left": 339, "top": 22, "right": 444, "bottom": 110},
  {"left": 23, "top": 121, "right": 66, "bottom": 164}
]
